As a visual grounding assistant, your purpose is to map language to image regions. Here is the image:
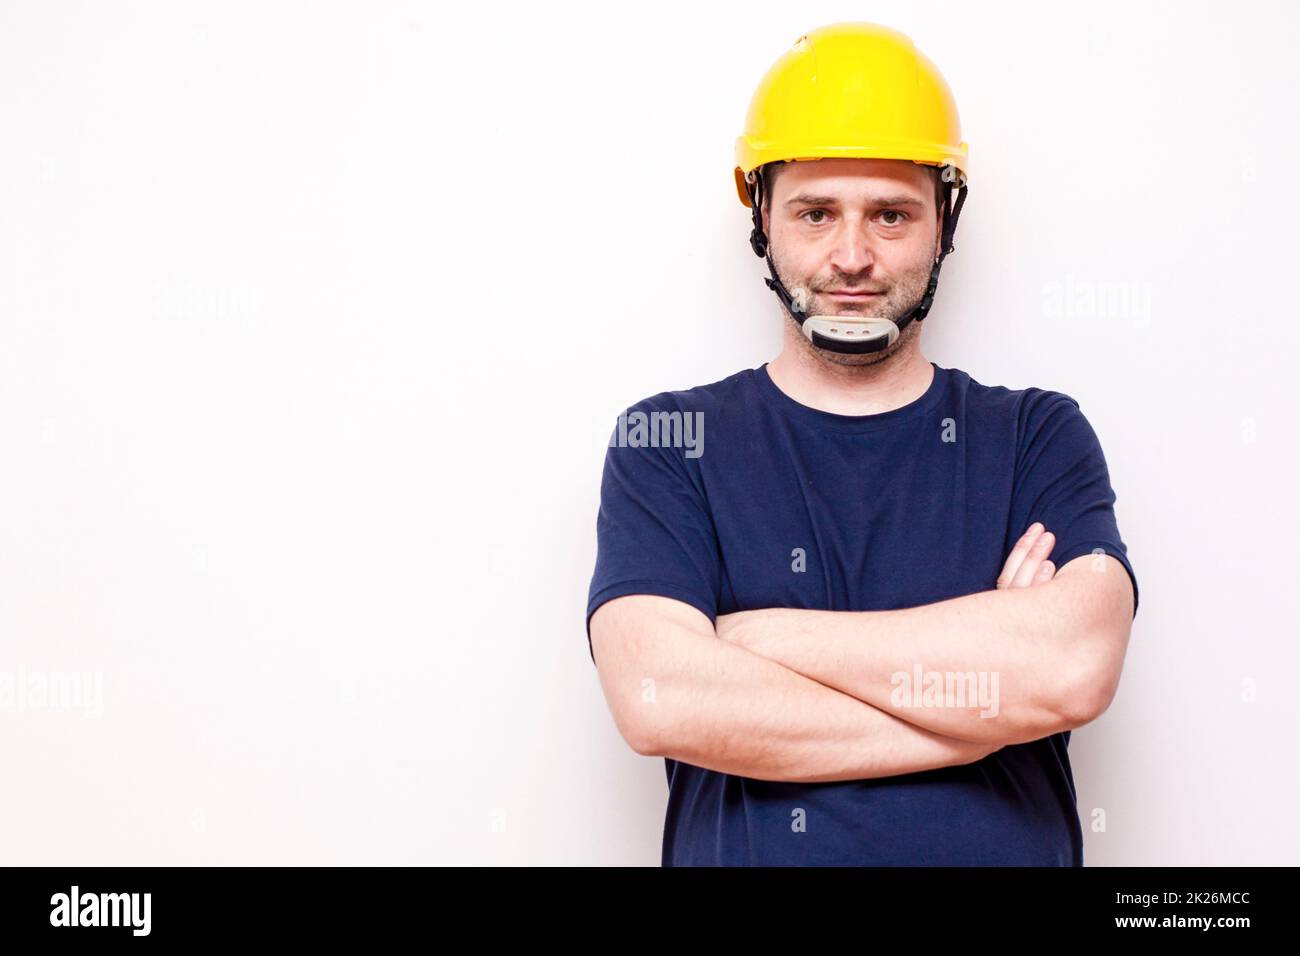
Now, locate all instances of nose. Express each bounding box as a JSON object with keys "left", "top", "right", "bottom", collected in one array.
[{"left": 827, "top": 216, "right": 876, "bottom": 276}]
